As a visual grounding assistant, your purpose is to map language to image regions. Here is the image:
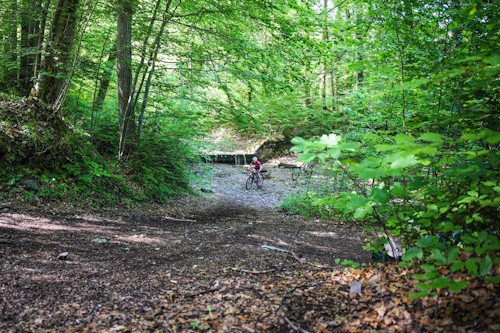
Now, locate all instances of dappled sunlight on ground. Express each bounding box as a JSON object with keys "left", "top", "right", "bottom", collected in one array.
[{"left": 0, "top": 213, "right": 122, "bottom": 236}]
